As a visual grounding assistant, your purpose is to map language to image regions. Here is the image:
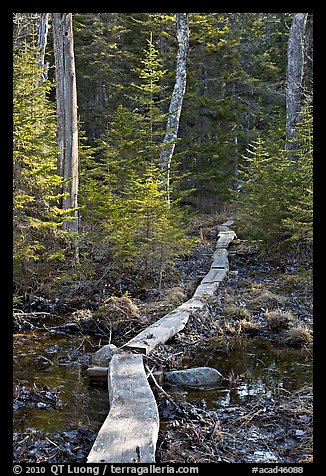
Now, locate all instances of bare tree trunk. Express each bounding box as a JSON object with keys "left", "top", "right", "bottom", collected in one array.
[
  {"left": 53, "top": 13, "right": 79, "bottom": 233},
  {"left": 159, "top": 13, "right": 189, "bottom": 203},
  {"left": 52, "top": 14, "right": 65, "bottom": 181},
  {"left": 232, "top": 124, "right": 240, "bottom": 191},
  {"left": 286, "top": 13, "right": 308, "bottom": 152},
  {"left": 37, "top": 13, "right": 49, "bottom": 79}
]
